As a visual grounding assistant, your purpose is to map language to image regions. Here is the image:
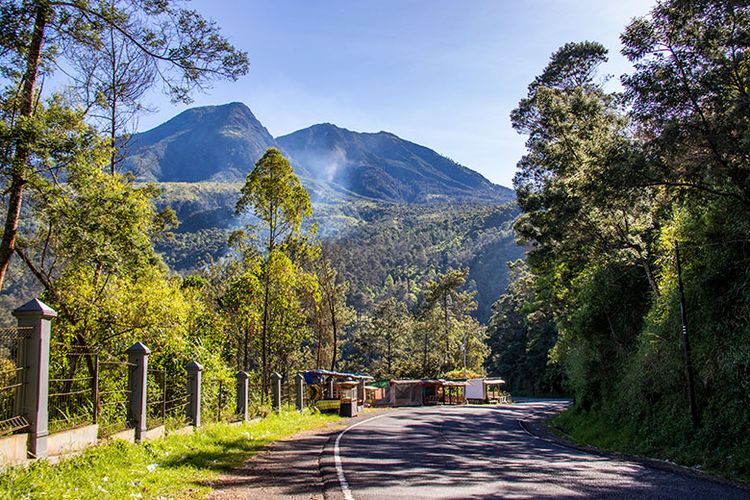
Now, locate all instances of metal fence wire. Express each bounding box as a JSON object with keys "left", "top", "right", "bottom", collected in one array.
[
  {"left": 0, "top": 327, "right": 31, "bottom": 436},
  {"left": 48, "top": 342, "right": 96, "bottom": 433},
  {"left": 201, "top": 377, "right": 239, "bottom": 424},
  {"left": 146, "top": 369, "right": 166, "bottom": 429},
  {"left": 96, "top": 359, "right": 135, "bottom": 437},
  {"left": 148, "top": 367, "right": 189, "bottom": 430}
]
